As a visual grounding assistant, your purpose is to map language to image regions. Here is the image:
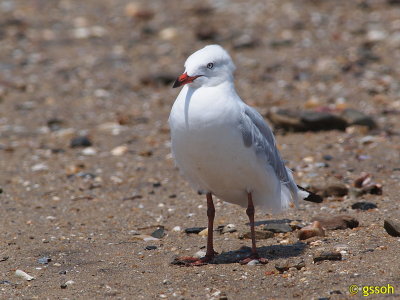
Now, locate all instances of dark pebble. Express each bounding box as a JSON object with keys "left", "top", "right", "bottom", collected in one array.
[
  {"left": 267, "top": 108, "right": 348, "bottom": 132},
  {"left": 312, "top": 215, "right": 359, "bottom": 230},
  {"left": 263, "top": 223, "right": 292, "bottom": 233},
  {"left": 0, "top": 187, "right": 3, "bottom": 194},
  {"left": 152, "top": 182, "right": 161, "bottom": 188},
  {"left": 330, "top": 290, "right": 342, "bottom": 295},
  {"left": 145, "top": 245, "right": 157, "bottom": 250},
  {"left": 185, "top": 227, "right": 207, "bottom": 234},
  {"left": 59, "top": 270, "right": 67, "bottom": 275},
  {"left": 351, "top": 202, "right": 377, "bottom": 210},
  {"left": 0, "top": 280, "right": 12, "bottom": 285},
  {"left": 0, "top": 256, "right": 9, "bottom": 262},
  {"left": 60, "top": 283, "right": 67, "bottom": 289},
  {"left": 313, "top": 251, "right": 342, "bottom": 263},
  {"left": 323, "top": 155, "right": 333, "bottom": 161},
  {"left": 340, "top": 108, "right": 377, "bottom": 129},
  {"left": 151, "top": 227, "right": 165, "bottom": 239},
  {"left": 47, "top": 118, "right": 64, "bottom": 131},
  {"left": 323, "top": 184, "right": 349, "bottom": 197},
  {"left": 38, "top": 256, "right": 51, "bottom": 264},
  {"left": 384, "top": 219, "right": 400, "bottom": 237},
  {"left": 70, "top": 136, "right": 92, "bottom": 148}
]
